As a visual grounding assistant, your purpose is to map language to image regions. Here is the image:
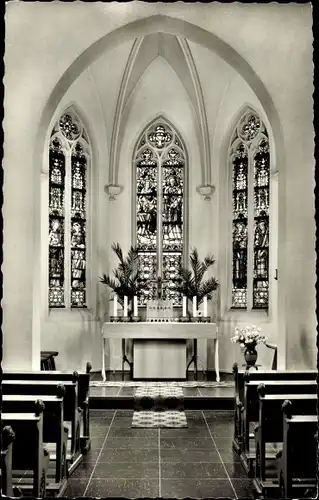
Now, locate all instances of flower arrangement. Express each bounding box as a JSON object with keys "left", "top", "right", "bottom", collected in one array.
[{"left": 231, "top": 325, "right": 267, "bottom": 351}]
